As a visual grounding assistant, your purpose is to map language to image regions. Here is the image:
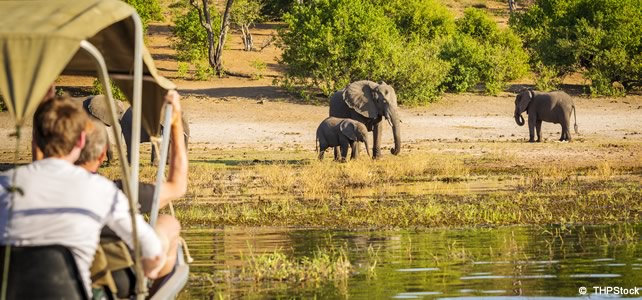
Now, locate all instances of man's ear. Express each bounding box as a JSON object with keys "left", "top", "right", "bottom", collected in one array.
[
  {"left": 98, "top": 145, "right": 108, "bottom": 164},
  {"left": 77, "top": 131, "right": 86, "bottom": 150}
]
